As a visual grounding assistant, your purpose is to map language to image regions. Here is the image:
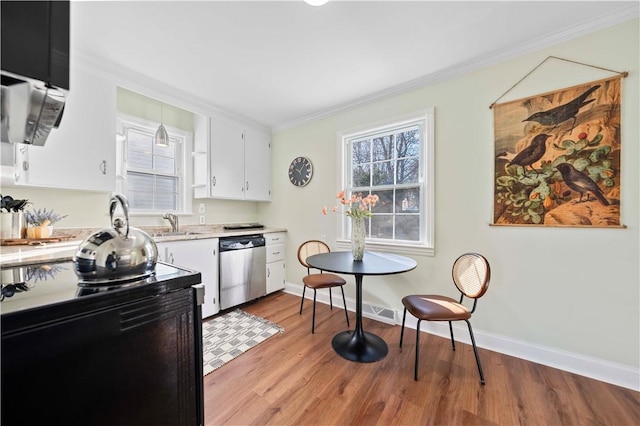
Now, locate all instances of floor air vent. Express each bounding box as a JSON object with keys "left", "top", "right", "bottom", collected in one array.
[{"left": 362, "top": 303, "right": 396, "bottom": 324}]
